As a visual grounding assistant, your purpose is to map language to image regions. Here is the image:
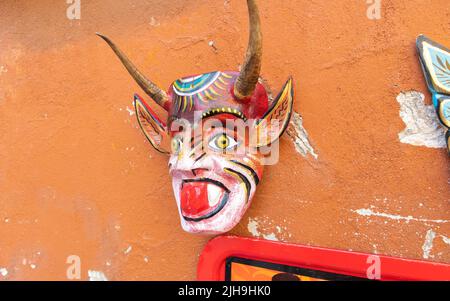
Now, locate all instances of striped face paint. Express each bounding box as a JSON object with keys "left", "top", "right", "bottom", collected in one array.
[
  {"left": 98, "top": 0, "right": 295, "bottom": 234},
  {"left": 168, "top": 112, "right": 266, "bottom": 234}
]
